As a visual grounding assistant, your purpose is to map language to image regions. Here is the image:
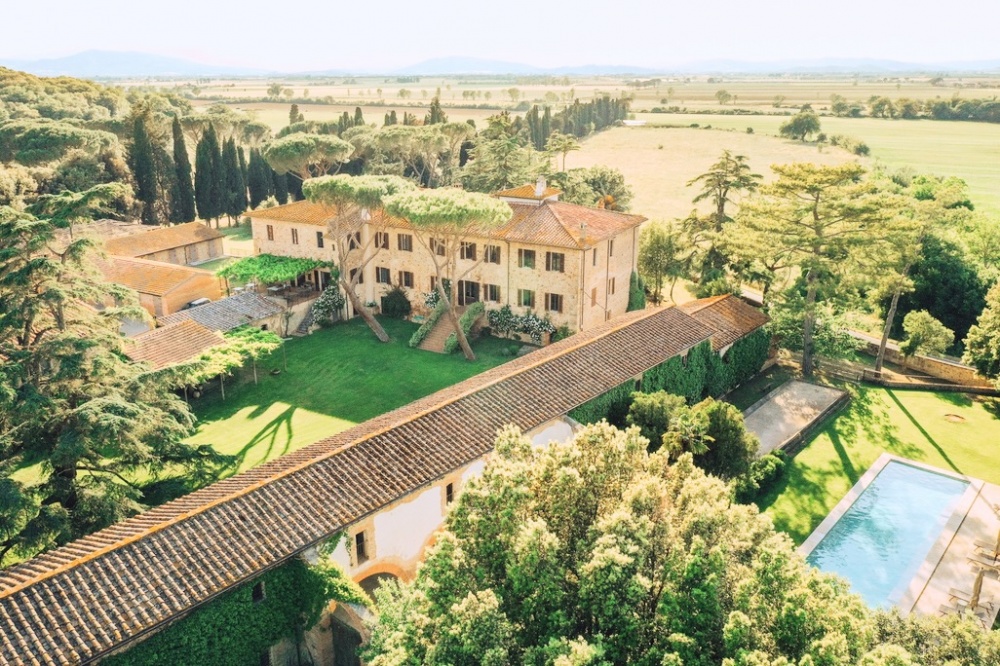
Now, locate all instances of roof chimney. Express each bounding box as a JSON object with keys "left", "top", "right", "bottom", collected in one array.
[{"left": 535, "top": 176, "right": 546, "bottom": 198}]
